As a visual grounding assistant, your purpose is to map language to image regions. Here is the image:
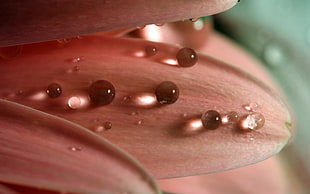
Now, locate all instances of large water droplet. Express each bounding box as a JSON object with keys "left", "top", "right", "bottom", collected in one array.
[
  {"left": 155, "top": 81, "right": 179, "bottom": 104},
  {"left": 89, "top": 80, "right": 115, "bottom": 106},
  {"left": 201, "top": 110, "right": 222, "bottom": 130},
  {"left": 46, "top": 83, "right": 62, "bottom": 98},
  {"left": 176, "top": 47, "right": 198, "bottom": 67},
  {"left": 239, "top": 113, "right": 265, "bottom": 131}
]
